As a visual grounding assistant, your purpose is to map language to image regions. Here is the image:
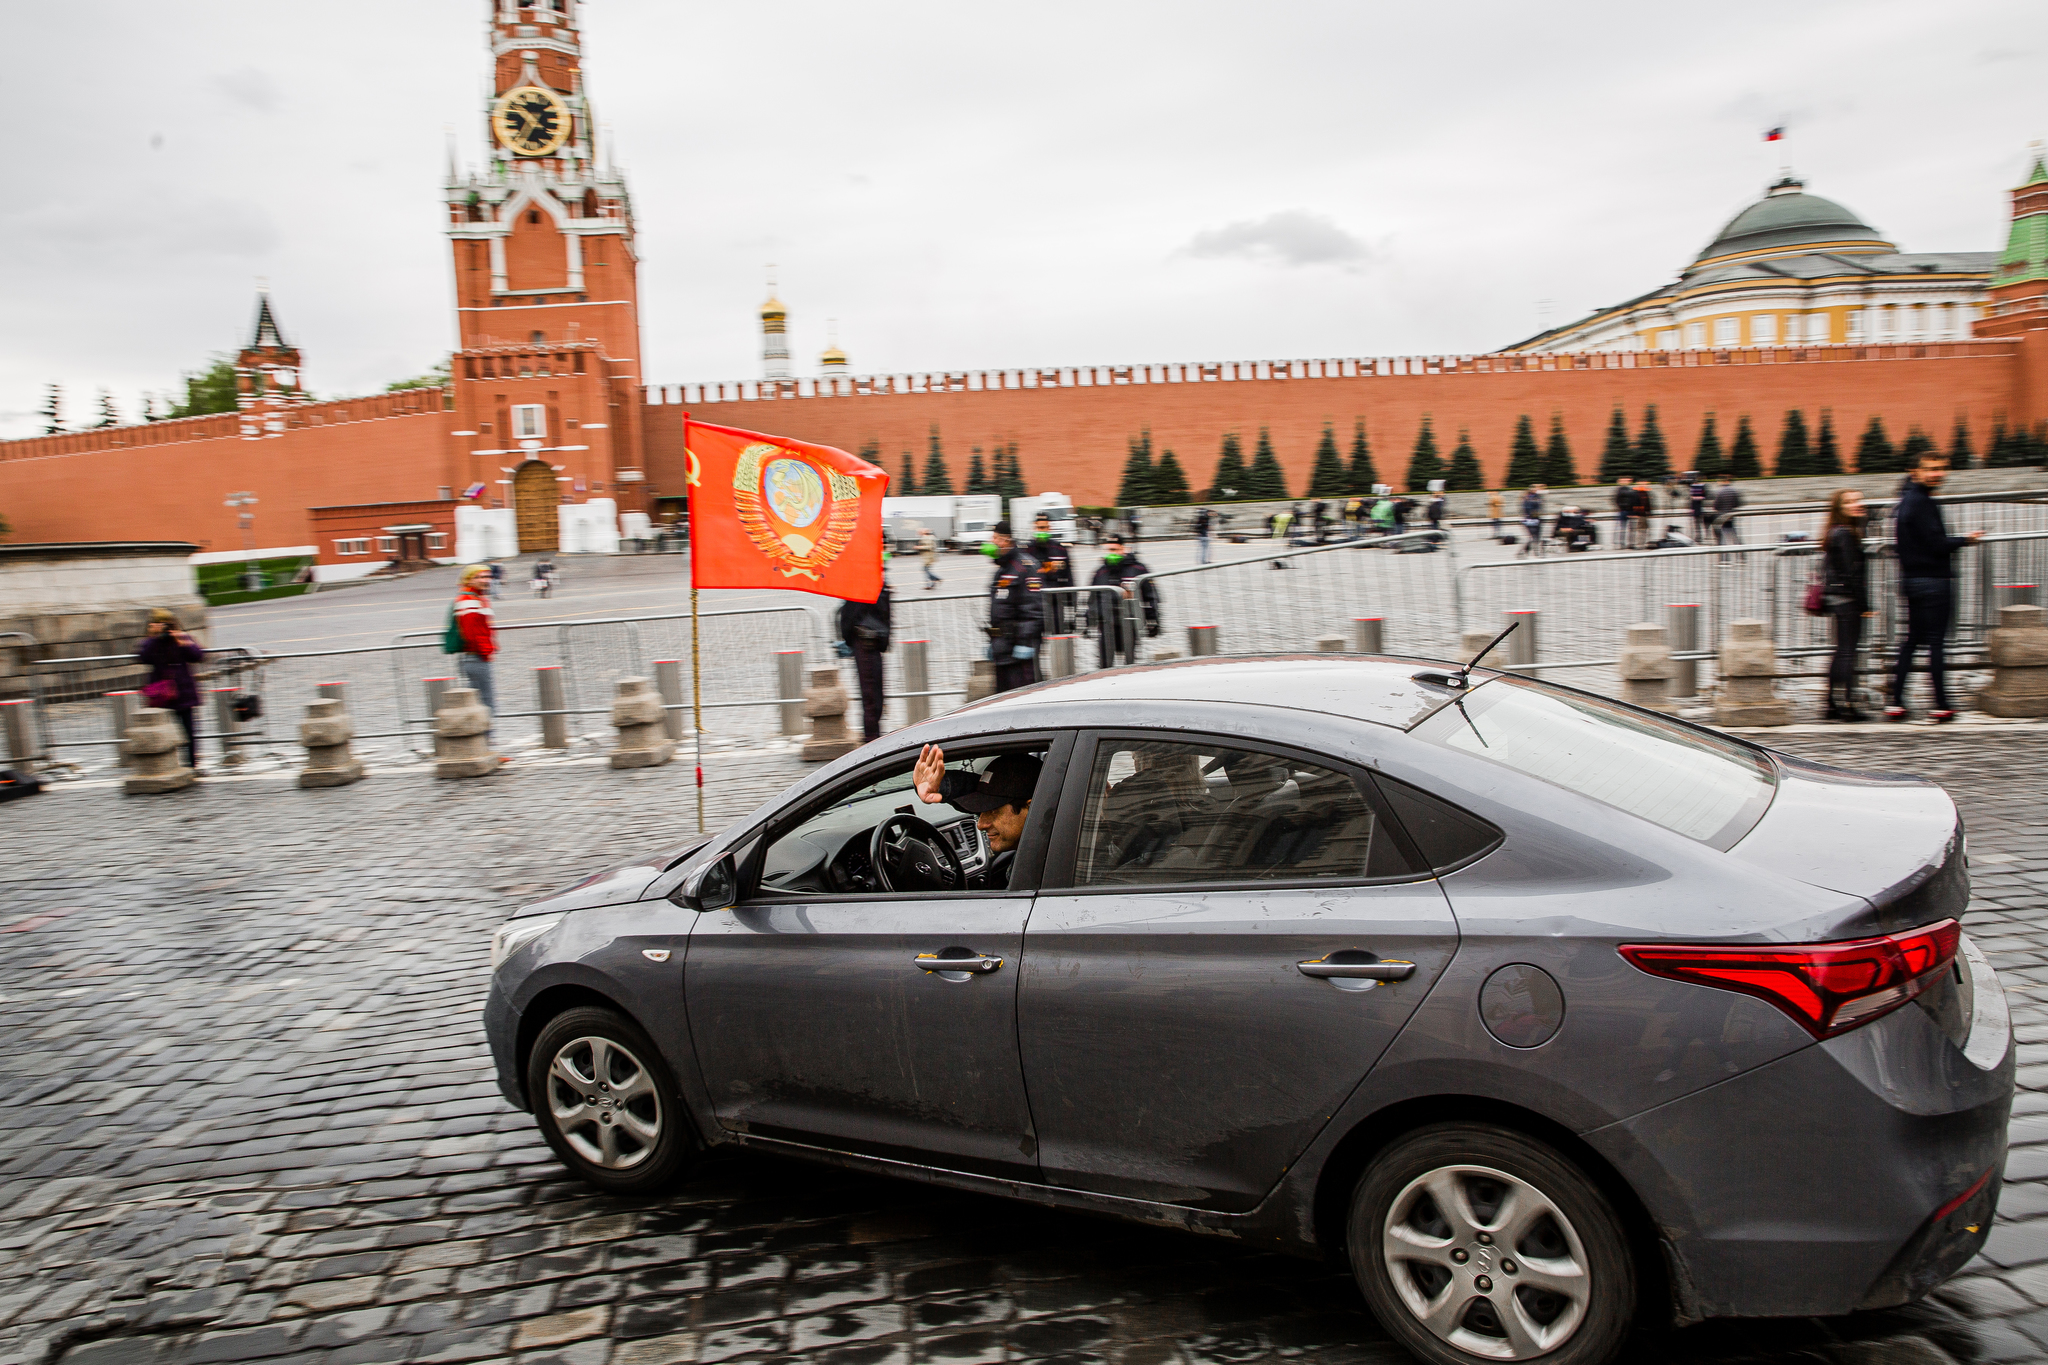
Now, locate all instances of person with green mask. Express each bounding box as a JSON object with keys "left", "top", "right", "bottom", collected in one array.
[
  {"left": 1083, "top": 535, "right": 1160, "bottom": 669},
  {"left": 1032, "top": 511, "right": 1074, "bottom": 635},
  {"left": 985, "top": 521, "right": 1046, "bottom": 693}
]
